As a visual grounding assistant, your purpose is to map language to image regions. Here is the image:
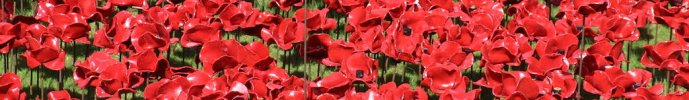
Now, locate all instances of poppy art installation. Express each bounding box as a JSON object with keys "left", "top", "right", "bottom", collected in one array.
[{"left": 3, "top": 0, "right": 689, "bottom": 99}]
